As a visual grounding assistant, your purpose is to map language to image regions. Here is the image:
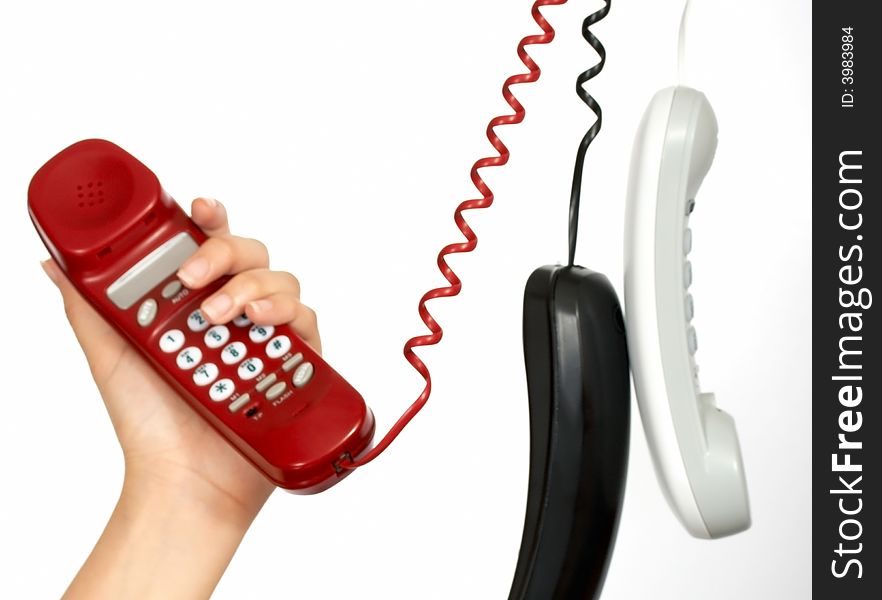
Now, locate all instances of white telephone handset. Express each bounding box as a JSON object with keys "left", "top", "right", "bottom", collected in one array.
[{"left": 624, "top": 85, "right": 750, "bottom": 539}]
